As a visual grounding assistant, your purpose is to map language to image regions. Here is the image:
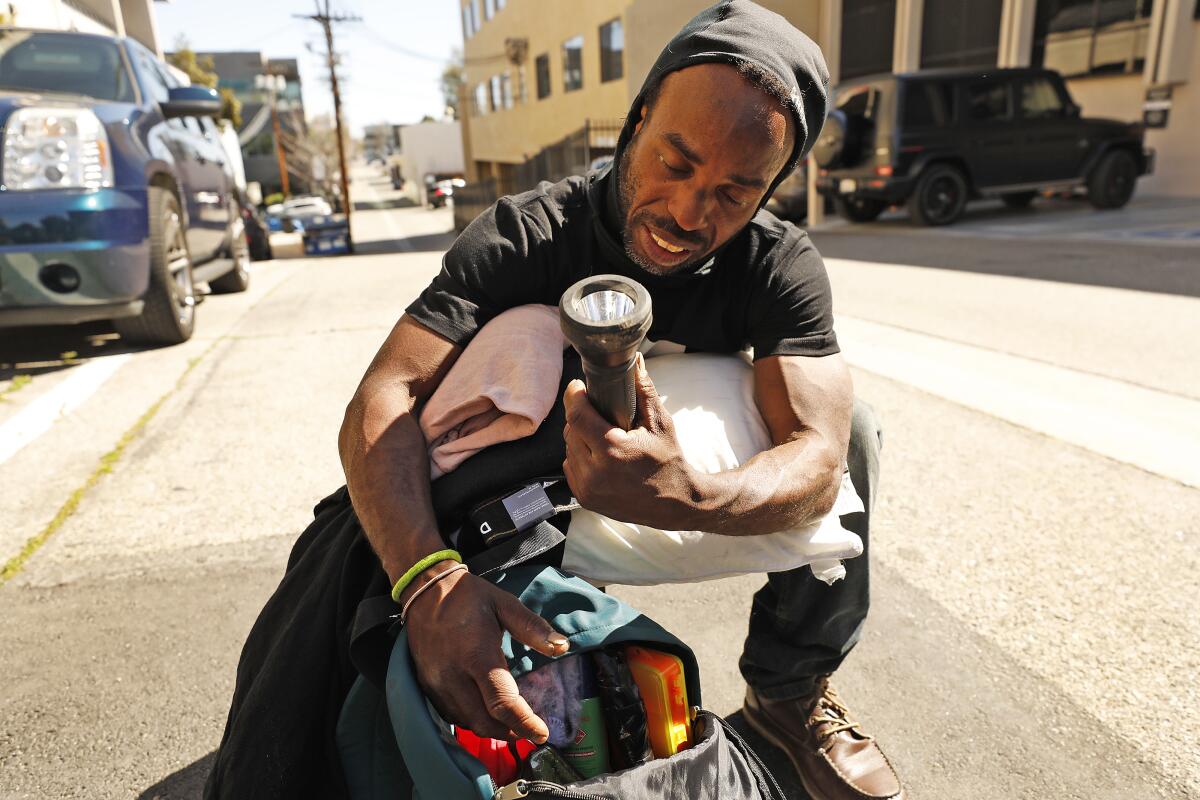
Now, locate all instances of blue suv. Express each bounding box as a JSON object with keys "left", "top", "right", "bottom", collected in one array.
[{"left": 0, "top": 29, "right": 250, "bottom": 345}]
